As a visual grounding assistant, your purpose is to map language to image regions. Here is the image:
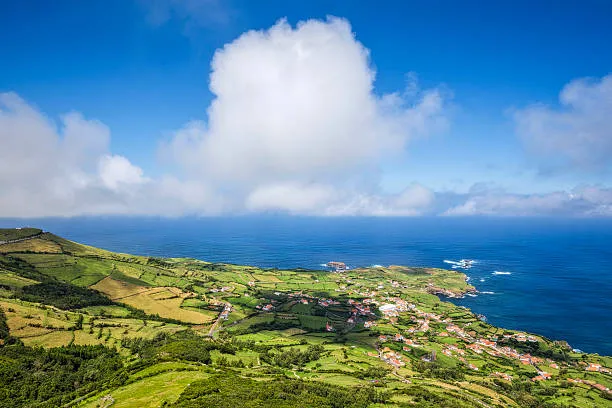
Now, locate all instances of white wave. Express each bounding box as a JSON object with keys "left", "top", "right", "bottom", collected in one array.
[
  {"left": 371, "top": 264, "right": 383, "bottom": 268},
  {"left": 466, "top": 293, "right": 478, "bottom": 297},
  {"left": 480, "top": 291, "right": 495, "bottom": 295},
  {"left": 492, "top": 271, "right": 511, "bottom": 275},
  {"left": 445, "top": 259, "right": 476, "bottom": 270},
  {"left": 479, "top": 278, "right": 486, "bottom": 282}
]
